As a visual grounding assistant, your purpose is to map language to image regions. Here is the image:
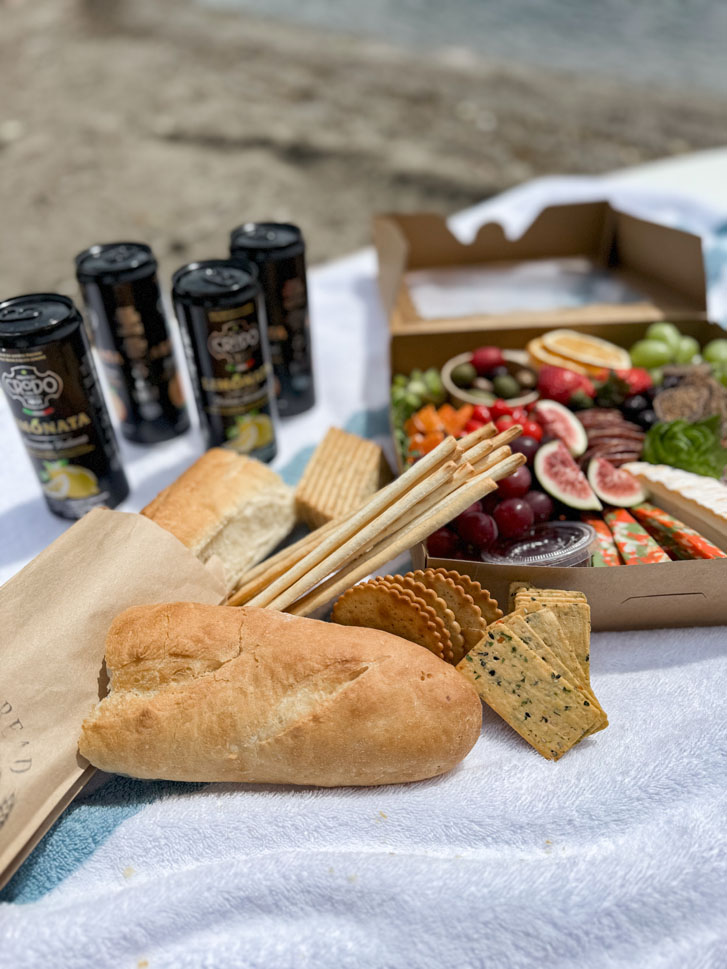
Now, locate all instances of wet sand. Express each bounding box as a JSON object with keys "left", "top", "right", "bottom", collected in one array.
[{"left": 1, "top": 0, "right": 726, "bottom": 297}]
